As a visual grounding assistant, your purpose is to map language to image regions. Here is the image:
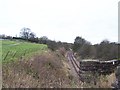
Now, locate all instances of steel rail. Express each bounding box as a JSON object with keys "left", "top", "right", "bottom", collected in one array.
[{"left": 67, "top": 52, "right": 83, "bottom": 81}]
